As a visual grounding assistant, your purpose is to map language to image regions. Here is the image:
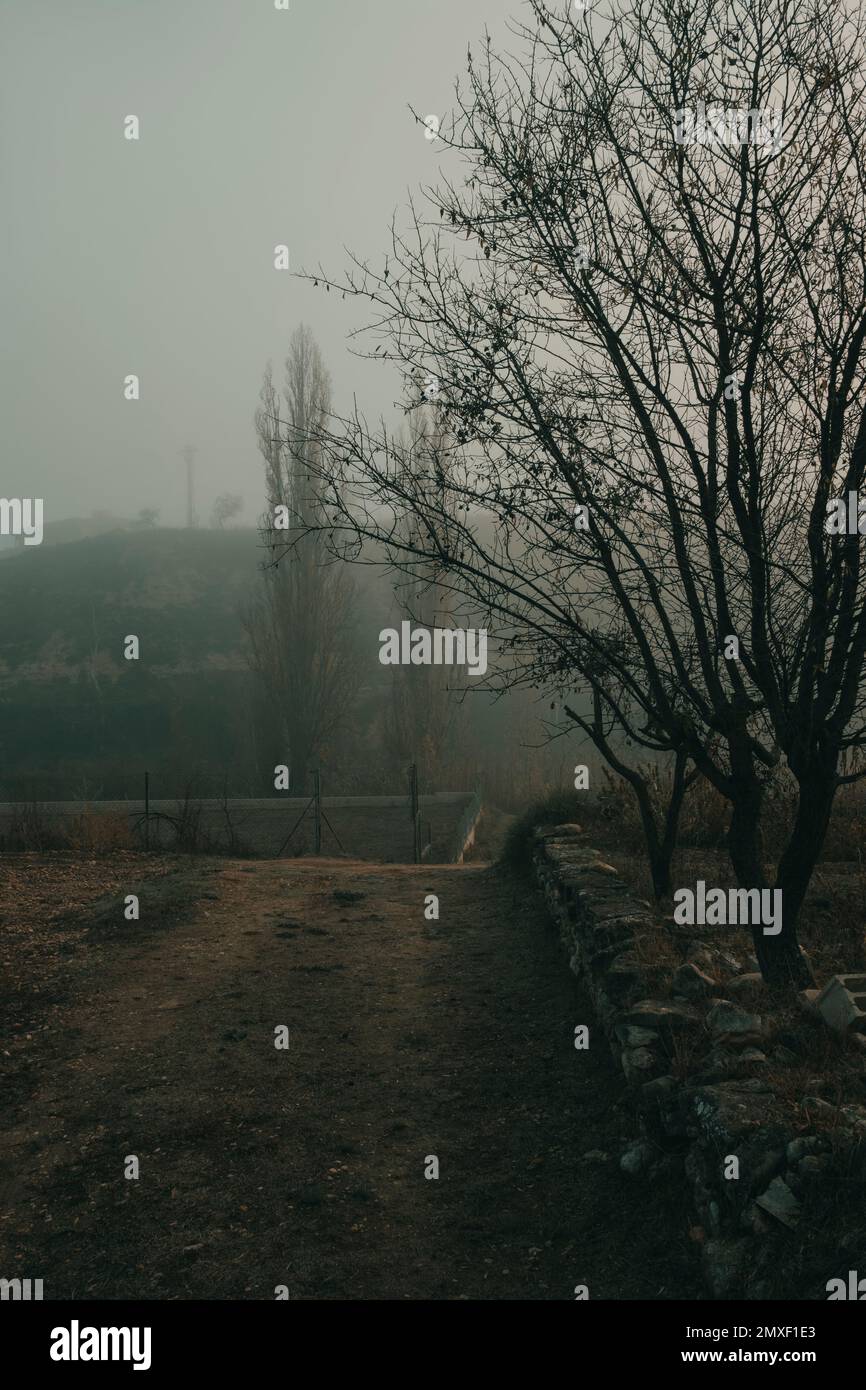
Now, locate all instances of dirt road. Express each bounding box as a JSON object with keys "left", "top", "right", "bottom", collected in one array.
[{"left": 0, "top": 855, "right": 700, "bottom": 1300}]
